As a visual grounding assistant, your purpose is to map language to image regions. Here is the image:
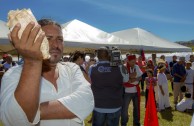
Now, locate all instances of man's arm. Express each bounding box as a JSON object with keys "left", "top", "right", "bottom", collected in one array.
[
  {"left": 15, "top": 61, "right": 42, "bottom": 122},
  {"left": 11, "top": 22, "right": 44, "bottom": 122},
  {"left": 40, "top": 64, "right": 94, "bottom": 121},
  {"left": 119, "top": 65, "right": 129, "bottom": 83},
  {"left": 40, "top": 101, "right": 76, "bottom": 120},
  {"left": 172, "top": 65, "right": 183, "bottom": 78},
  {"left": 174, "top": 73, "right": 183, "bottom": 79},
  {"left": 129, "top": 66, "right": 142, "bottom": 83}
]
